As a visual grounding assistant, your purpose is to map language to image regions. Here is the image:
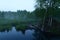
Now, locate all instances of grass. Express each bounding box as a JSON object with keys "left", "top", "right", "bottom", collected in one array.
[
  {"left": 0, "top": 18, "right": 40, "bottom": 32},
  {"left": 0, "top": 25, "right": 12, "bottom": 32},
  {"left": 15, "top": 24, "right": 28, "bottom": 31}
]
